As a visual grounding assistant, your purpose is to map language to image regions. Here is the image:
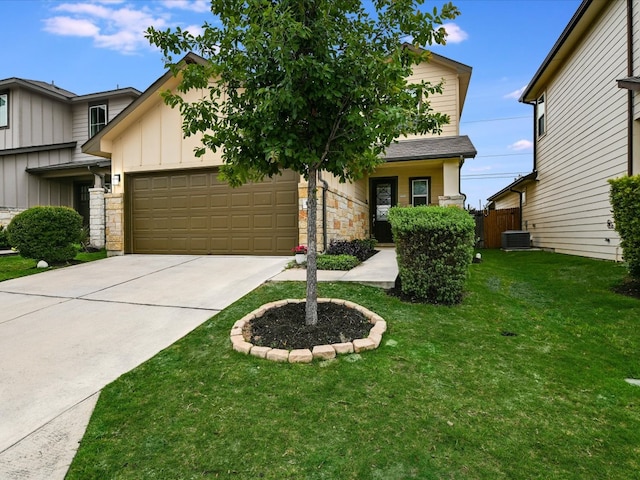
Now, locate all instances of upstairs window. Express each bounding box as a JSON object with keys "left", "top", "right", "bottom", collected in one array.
[
  {"left": 411, "top": 178, "right": 430, "bottom": 206},
  {"left": 536, "top": 94, "right": 546, "bottom": 137},
  {"left": 0, "top": 92, "right": 8, "bottom": 128},
  {"left": 89, "top": 103, "right": 107, "bottom": 137}
]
